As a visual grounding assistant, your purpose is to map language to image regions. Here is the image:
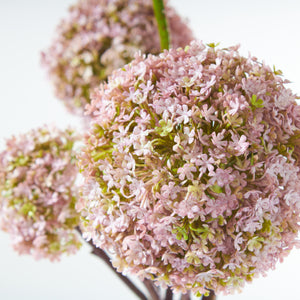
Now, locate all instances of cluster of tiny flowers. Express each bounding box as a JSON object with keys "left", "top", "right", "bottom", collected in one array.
[
  {"left": 42, "top": 0, "right": 194, "bottom": 115},
  {"left": 78, "top": 41, "right": 300, "bottom": 295},
  {"left": 0, "top": 126, "right": 81, "bottom": 261}
]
